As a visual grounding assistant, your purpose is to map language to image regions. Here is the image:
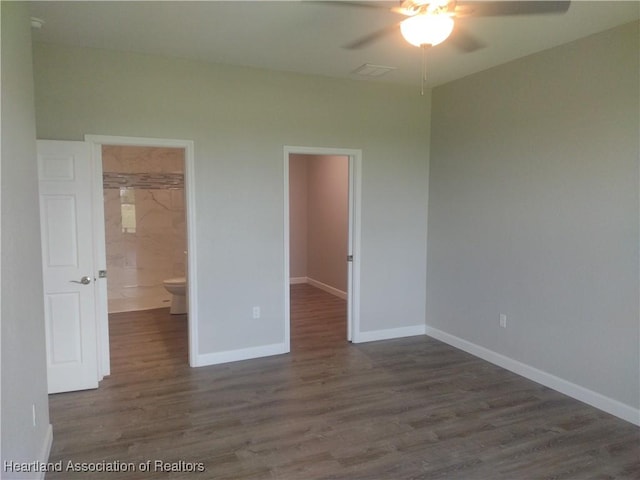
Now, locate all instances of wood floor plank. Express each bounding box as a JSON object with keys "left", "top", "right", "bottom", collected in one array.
[{"left": 46, "top": 284, "right": 639, "bottom": 479}]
